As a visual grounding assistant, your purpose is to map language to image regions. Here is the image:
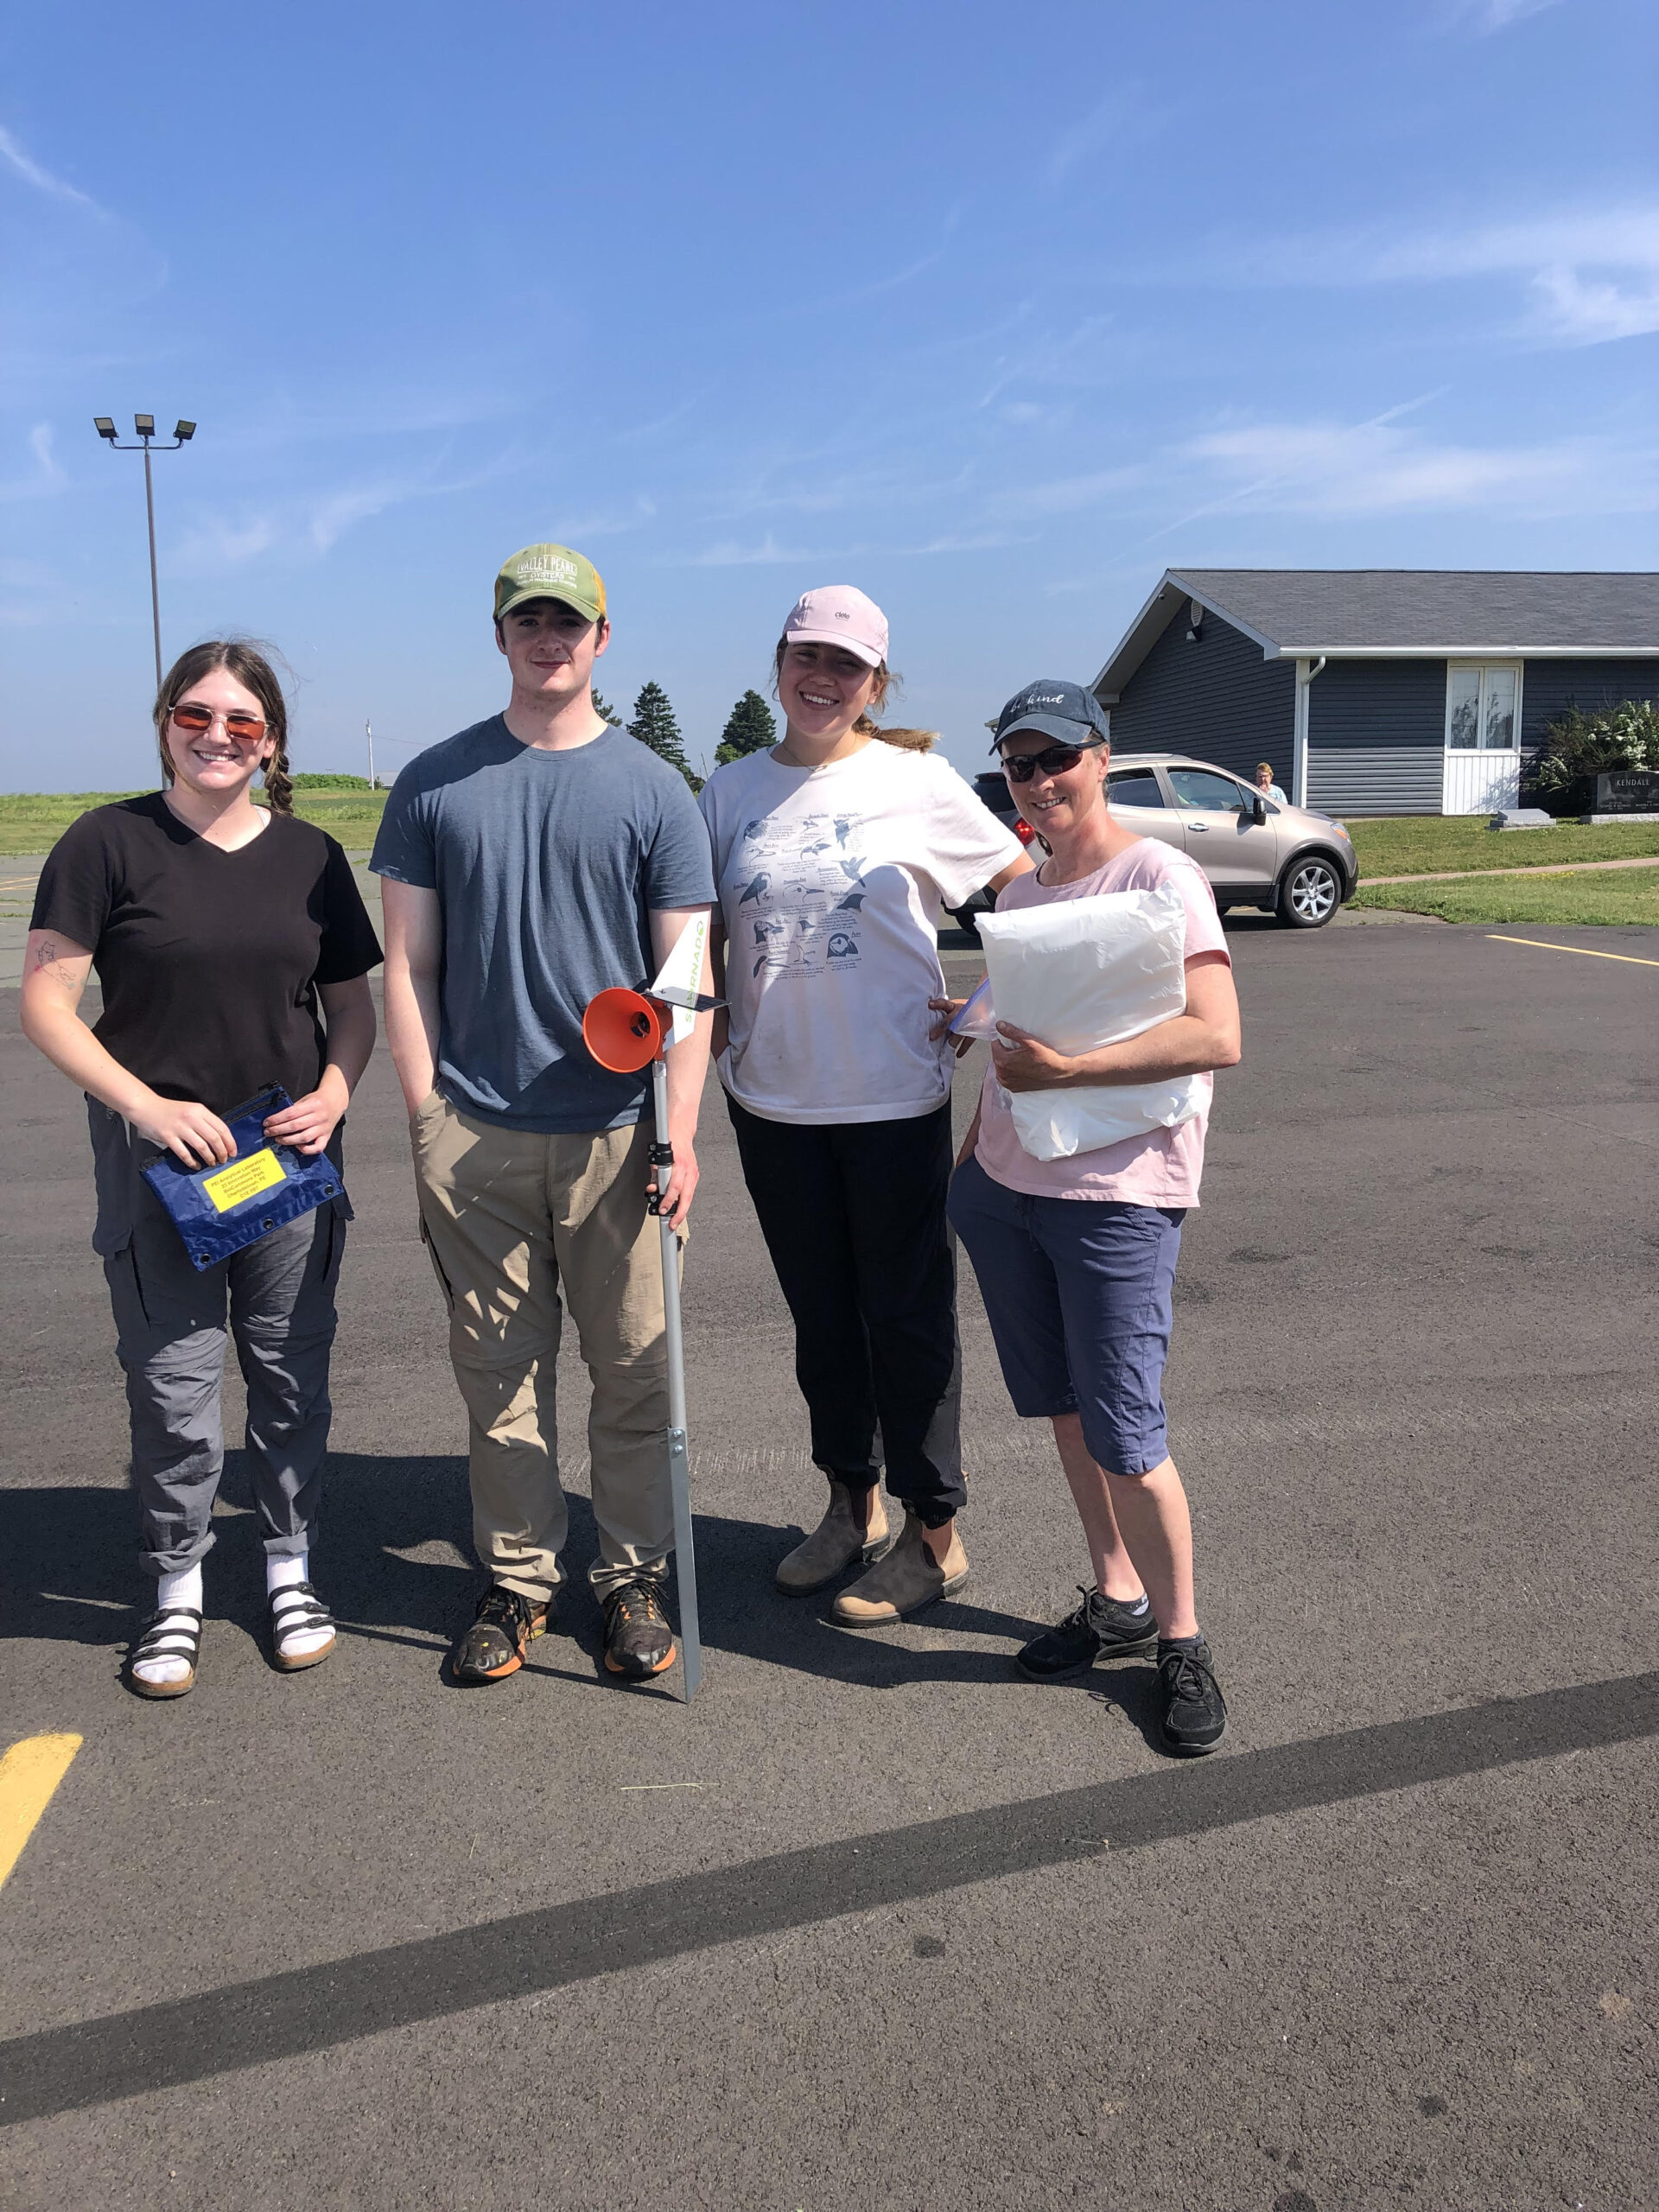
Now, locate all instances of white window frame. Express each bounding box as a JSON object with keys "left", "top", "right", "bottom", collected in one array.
[{"left": 1445, "top": 662, "right": 1523, "bottom": 753}]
